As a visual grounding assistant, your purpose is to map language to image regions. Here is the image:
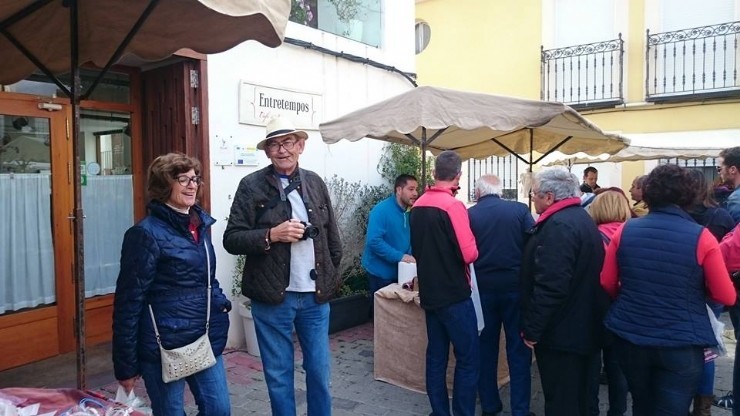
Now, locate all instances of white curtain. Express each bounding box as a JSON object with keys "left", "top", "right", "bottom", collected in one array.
[
  {"left": 82, "top": 175, "right": 133, "bottom": 297},
  {"left": 0, "top": 174, "right": 55, "bottom": 313},
  {"left": 0, "top": 174, "right": 133, "bottom": 313}
]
